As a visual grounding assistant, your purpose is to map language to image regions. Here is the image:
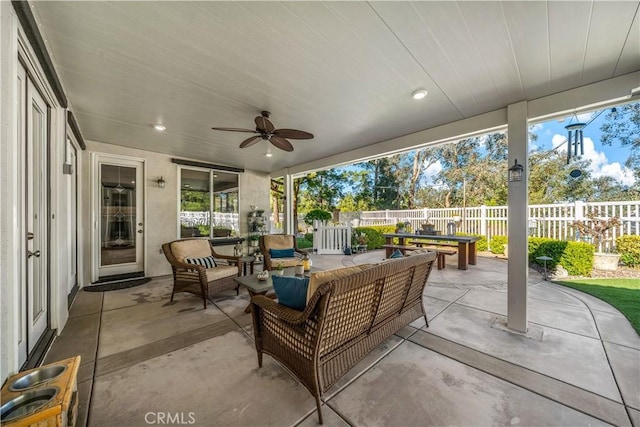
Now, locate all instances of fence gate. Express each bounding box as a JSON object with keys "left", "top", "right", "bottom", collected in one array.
[{"left": 313, "top": 221, "right": 352, "bottom": 255}]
